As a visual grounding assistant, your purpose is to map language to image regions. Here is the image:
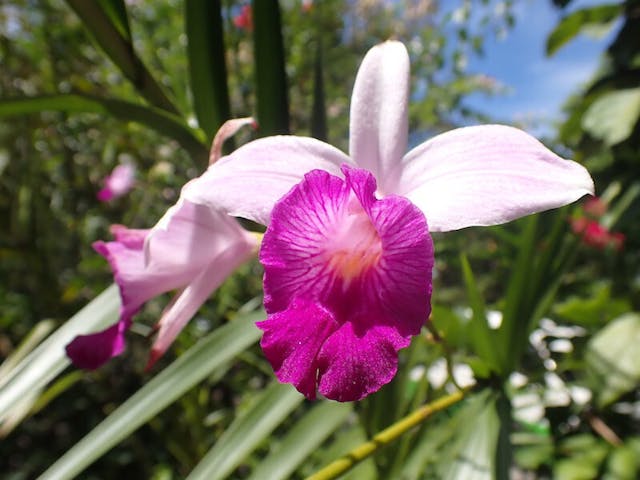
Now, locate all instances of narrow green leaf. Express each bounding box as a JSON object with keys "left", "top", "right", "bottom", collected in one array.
[
  {"left": 311, "top": 37, "right": 328, "bottom": 141},
  {"left": 437, "top": 391, "right": 499, "bottom": 480},
  {"left": 0, "top": 285, "right": 119, "bottom": 424},
  {"left": 497, "top": 216, "right": 538, "bottom": 373},
  {"left": 248, "top": 401, "right": 352, "bottom": 480},
  {"left": 39, "top": 310, "right": 264, "bottom": 480},
  {"left": 65, "top": 0, "right": 180, "bottom": 115},
  {"left": 0, "top": 319, "right": 56, "bottom": 386},
  {"left": 0, "top": 94, "right": 208, "bottom": 165},
  {"left": 546, "top": 4, "right": 622, "bottom": 56},
  {"left": 459, "top": 253, "right": 499, "bottom": 372},
  {"left": 252, "top": 0, "right": 290, "bottom": 135},
  {"left": 185, "top": 0, "right": 231, "bottom": 143},
  {"left": 187, "top": 382, "right": 304, "bottom": 480}
]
